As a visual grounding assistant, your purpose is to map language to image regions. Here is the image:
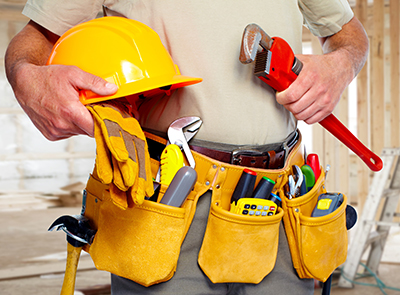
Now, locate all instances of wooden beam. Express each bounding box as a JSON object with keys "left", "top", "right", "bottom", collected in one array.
[
  {"left": 310, "top": 36, "right": 324, "bottom": 158},
  {"left": 355, "top": 0, "right": 371, "bottom": 211},
  {"left": 337, "top": 88, "right": 350, "bottom": 198},
  {"left": 390, "top": 0, "right": 400, "bottom": 147},
  {"left": 371, "top": 0, "right": 385, "bottom": 154}
]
